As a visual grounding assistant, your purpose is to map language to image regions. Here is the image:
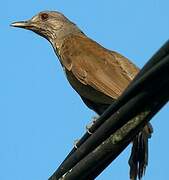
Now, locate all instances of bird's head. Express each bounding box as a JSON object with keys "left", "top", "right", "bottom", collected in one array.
[{"left": 11, "top": 11, "right": 81, "bottom": 43}]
